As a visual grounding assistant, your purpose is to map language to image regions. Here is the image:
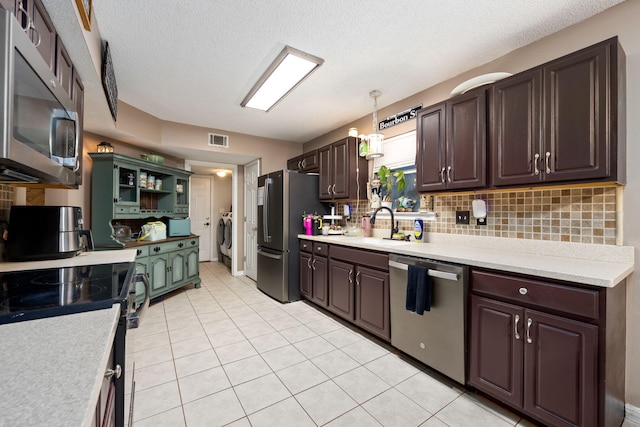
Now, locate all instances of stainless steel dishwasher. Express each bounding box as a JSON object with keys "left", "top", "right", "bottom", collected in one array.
[{"left": 389, "top": 254, "right": 468, "bottom": 384}]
